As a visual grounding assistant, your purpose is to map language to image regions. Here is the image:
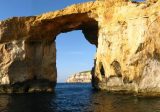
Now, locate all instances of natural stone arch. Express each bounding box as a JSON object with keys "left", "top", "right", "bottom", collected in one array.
[
  {"left": 0, "top": 2, "right": 99, "bottom": 44},
  {"left": 0, "top": 0, "right": 160, "bottom": 96},
  {"left": 0, "top": 1, "right": 99, "bottom": 93}
]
